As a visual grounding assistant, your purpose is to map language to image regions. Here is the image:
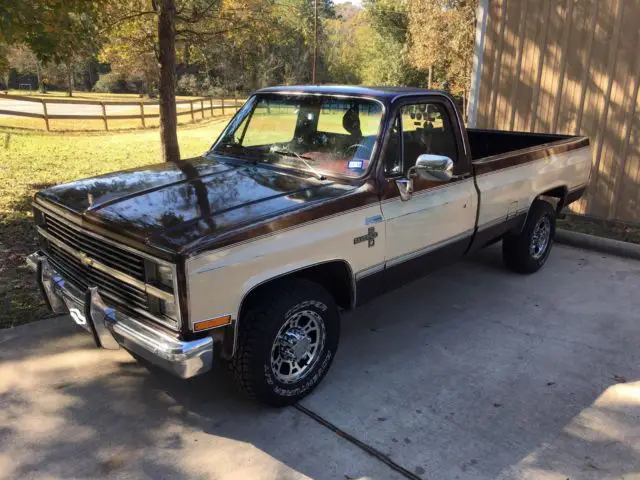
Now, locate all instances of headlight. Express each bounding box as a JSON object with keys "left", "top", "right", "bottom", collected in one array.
[
  {"left": 147, "top": 263, "right": 180, "bottom": 329},
  {"left": 156, "top": 264, "right": 174, "bottom": 290},
  {"left": 159, "top": 298, "right": 178, "bottom": 321}
]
